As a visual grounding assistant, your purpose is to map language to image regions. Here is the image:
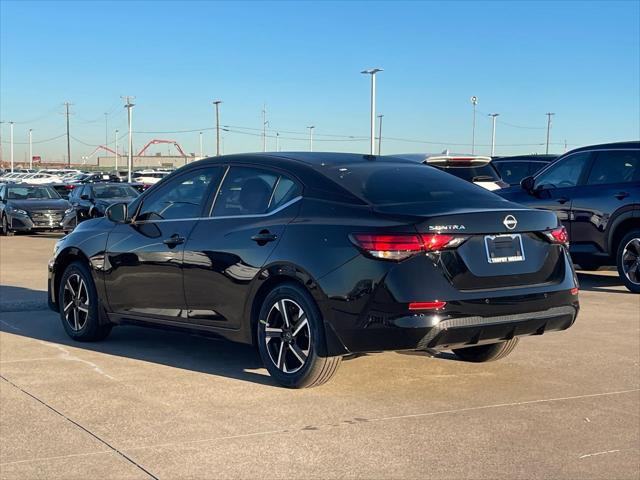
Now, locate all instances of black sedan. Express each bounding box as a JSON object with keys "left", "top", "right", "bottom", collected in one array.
[
  {"left": 61, "top": 183, "right": 140, "bottom": 232},
  {"left": 0, "top": 184, "right": 70, "bottom": 235},
  {"left": 48, "top": 153, "right": 579, "bottom": 388}
]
